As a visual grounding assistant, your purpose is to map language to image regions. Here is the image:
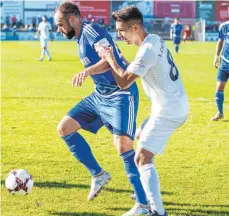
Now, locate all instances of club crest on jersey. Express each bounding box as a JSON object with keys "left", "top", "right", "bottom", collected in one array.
[{"left": 135, "top": 59, "right": 146, "bottom": 69}]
